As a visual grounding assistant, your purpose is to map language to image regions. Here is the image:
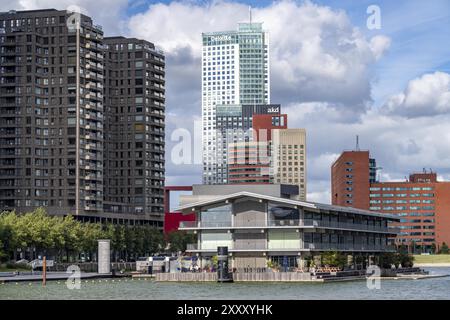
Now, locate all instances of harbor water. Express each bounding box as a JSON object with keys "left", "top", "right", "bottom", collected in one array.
[{"left": 1, "top": 267, "right": 449, "bottom": 300}]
